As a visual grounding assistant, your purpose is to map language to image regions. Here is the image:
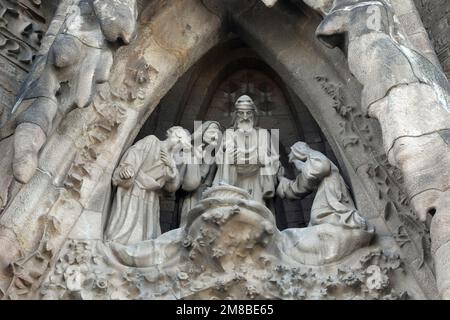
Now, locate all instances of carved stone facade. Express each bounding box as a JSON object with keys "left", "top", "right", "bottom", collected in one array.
[
  {"left": 0, "top": 0, "right": 50, "bottom": 127},
  {"left": 414, "top": 0, "right": 450, "bottom": 78},
  {"left": 0, "top": 0, "right": 449, "bottom": 300}
]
